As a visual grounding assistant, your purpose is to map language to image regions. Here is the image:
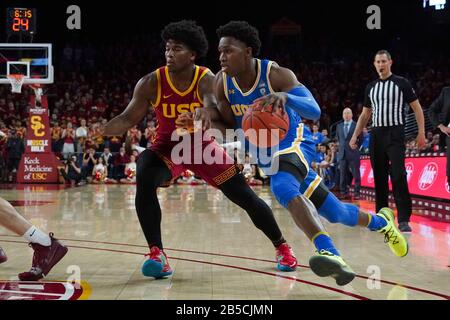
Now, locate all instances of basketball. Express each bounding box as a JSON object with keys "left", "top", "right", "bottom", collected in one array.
[{"left": 242, "top": 104, "right": 289, "bottom": 148}]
